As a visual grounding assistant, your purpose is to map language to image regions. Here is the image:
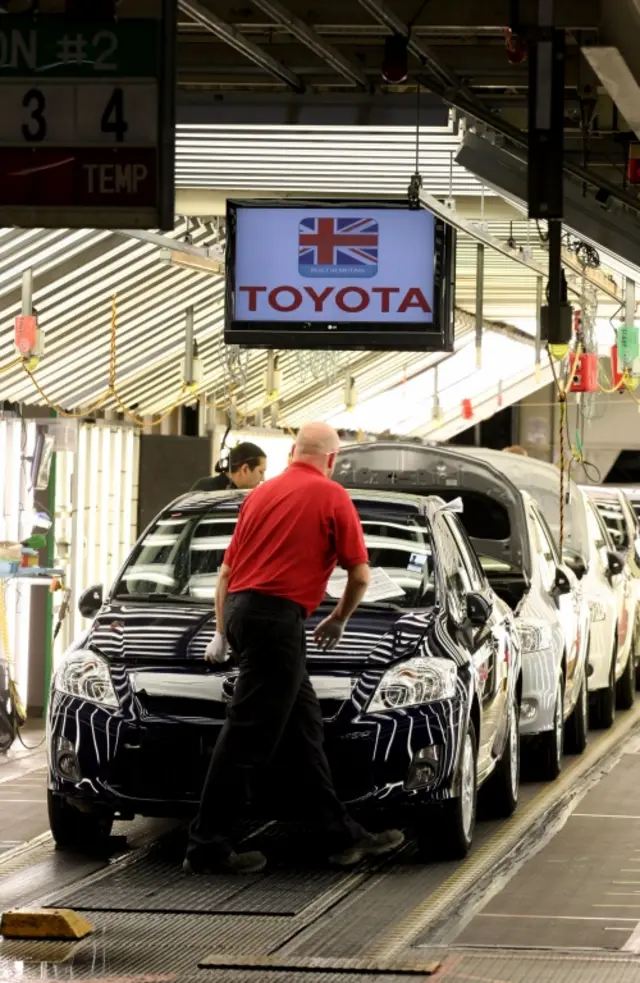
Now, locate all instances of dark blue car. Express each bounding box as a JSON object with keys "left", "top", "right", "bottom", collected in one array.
[{"left": 47, "top": 489, "right": 521, "bottom": 859}]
